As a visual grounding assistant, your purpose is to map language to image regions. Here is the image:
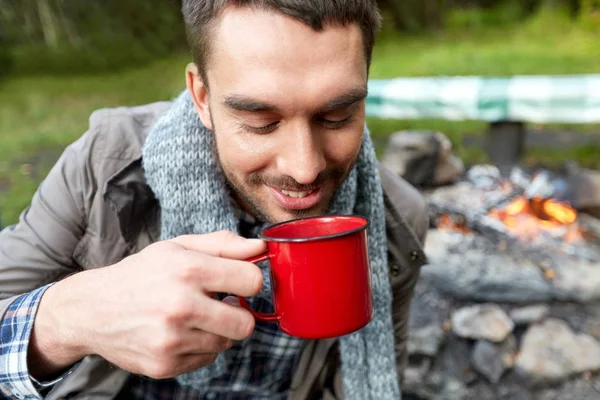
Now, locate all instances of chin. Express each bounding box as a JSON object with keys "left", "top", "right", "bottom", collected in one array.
[{"left": 271, "top": 207, "right": 328, "bottom": 224}]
